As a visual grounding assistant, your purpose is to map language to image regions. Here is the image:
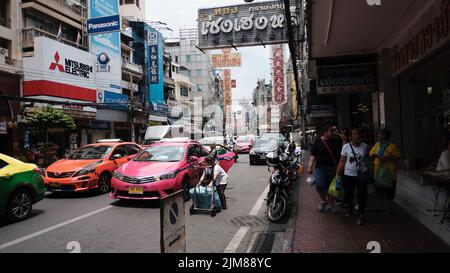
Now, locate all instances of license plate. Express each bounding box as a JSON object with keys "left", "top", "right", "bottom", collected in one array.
[
  {"left": 128, "top": 186, "right": 144, "bottom": 195},
  {"left": 49, "top": 183, "right": 61, "bottom": 188},
  {"left": 260, "top": 155, "right": 266, "bottom": 159}
]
